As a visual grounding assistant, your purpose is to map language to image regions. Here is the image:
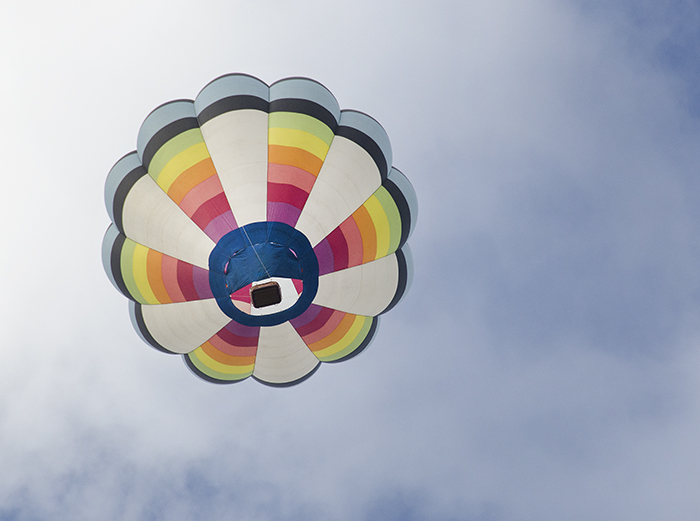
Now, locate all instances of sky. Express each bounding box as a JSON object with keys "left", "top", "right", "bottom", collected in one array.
[{"left": 2, "top": 0, "right": 700, "bottom": 519}]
